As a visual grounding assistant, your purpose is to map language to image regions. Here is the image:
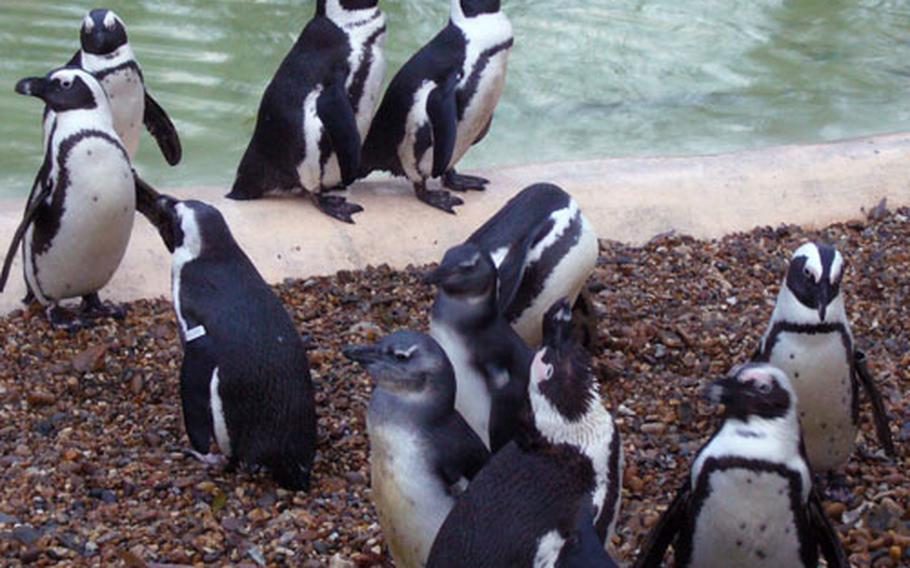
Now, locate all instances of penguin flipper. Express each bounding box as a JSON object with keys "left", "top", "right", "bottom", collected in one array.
[
  {"left": 0, "top": 168, "right": 52, "bottom": 293},
  {"left": 436, "top": 415, "right": 490, "bottom": 493},
  {"left": 133, "top": 172, "right": 163, "bottom": 224},
  {"left": 66, "top": 50, "right": 81, "bottom": 68},
  {"left": 317, "top": 78, "right": 361, "bottom": 187},
  {"left": 633, "top": 482, "right": 690, "bottom": 568},
  {"left": 144, "top": 92, "right": 183, "bottom": 166},
  {"left": 558, "top": 503, "right": 619, "bottom": 568},
  {"left": 497, "top": 223, "right": 548, "bottom": 314},
  {"left": 180, "top": 335, "right": 217, "bottom": 453},
  {"left": 808, "top": 487, "right": 849, "bottom": 568},
  {"left": 852, "top": 350, "right": 896, "bottom": 457},
  {"left": 472, "top": 115, "right": 493, "bottom": 147},
  {"left": 427, "top": 69, "right": 460, "bottom": 178}
]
